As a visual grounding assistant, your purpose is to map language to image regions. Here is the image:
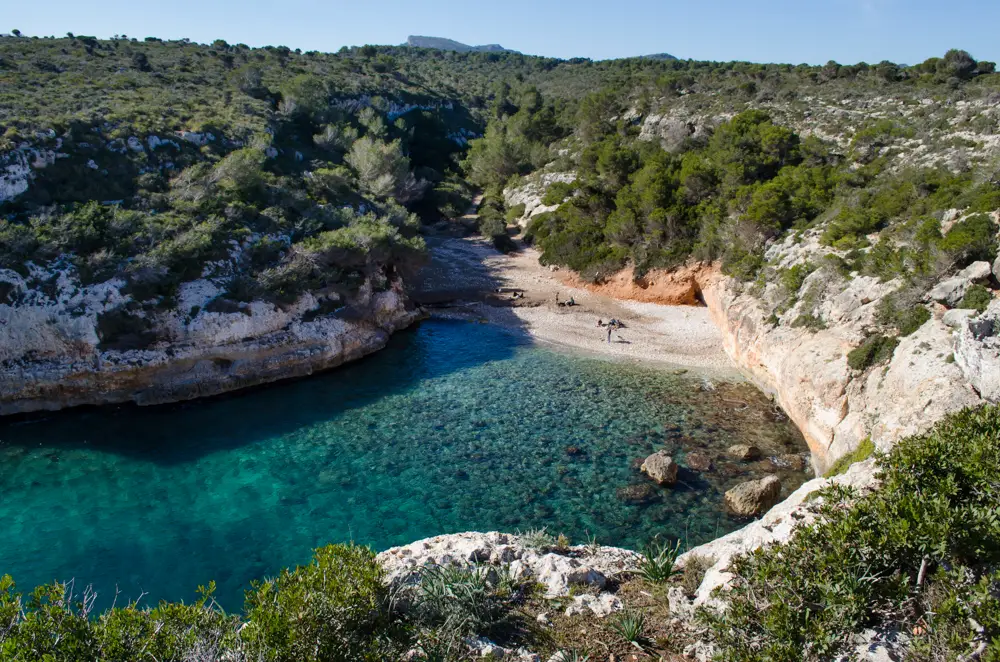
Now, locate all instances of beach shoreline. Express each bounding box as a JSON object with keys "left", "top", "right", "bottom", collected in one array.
[{"left": 412, "top": 235, "right": 742, "bottom": 380}]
